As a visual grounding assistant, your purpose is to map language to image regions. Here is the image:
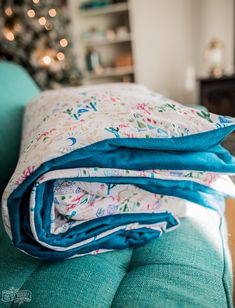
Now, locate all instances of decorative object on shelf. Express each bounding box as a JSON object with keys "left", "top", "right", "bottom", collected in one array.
[
  {"left": 82, "top": 26, "right": 106, "bottom": 42},
  {"left": 85, "top": 47, "right": 103, "bottom": 74},
  {"left": 114, "top": 52, "right": 133, "bottom": 68},
  {"left": 85, "top": 66, "right": 133, "bottom": 80},
  {"left": 204, "top": 38, "right": 225, "bottom": 79},
  {"left": 78, "top": 1, "right": 129, "bottom": 17},
  {"left": 80, "top": 0, "right": 110, "bottom": 11},
  {"left": 0, "top": 0, "right": 82, "bottom": 89},
  {"left": 116, "top": 25, "right": 129, "bottom": 39},
  {"left": 106, "top": 28, "right": 116, "bottom": 41},
  {"left": 82, "top": 25, "right": 130, "bottom": 45}
]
